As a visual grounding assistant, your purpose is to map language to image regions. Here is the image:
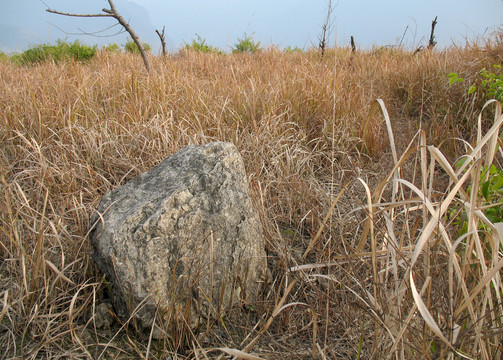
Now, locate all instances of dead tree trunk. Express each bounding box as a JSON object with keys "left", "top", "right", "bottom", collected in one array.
[
  {"left": 428, "top": 16, "right": 438, "bottom": 49},
  {"left": 155, "top": 26, "right": 167, "bottom": 57},
  {"left": 46, "top": 0, "right": 152, "bottom": 72}
]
